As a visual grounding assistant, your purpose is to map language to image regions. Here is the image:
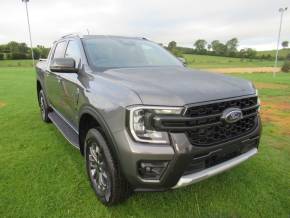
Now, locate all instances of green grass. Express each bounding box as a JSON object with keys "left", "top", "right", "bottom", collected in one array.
[
  {"left": 0, "top": 64, "right": 290, "bottom": 217},
  {"left": 183, "top": 54, "right": 282, "bottom": 69},
  {"left": 0, "top": 59, "right": 34, "bottom": 67},
  {"left": 257, "top": 48, "right": 290, "bottom": 58}
]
